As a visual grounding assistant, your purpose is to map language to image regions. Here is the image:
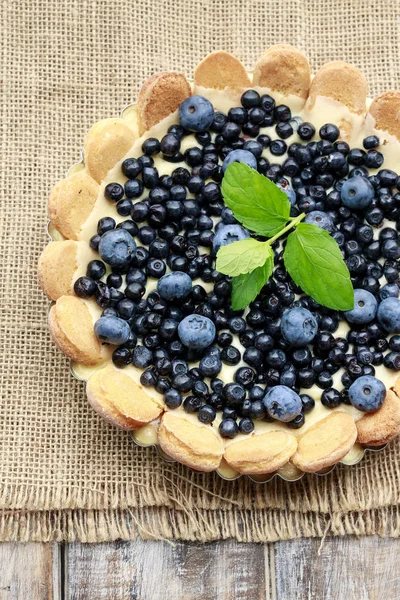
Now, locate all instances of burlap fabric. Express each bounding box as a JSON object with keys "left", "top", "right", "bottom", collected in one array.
[{"left": 1, "top": 0, "right": 400, "bottom": 543}]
